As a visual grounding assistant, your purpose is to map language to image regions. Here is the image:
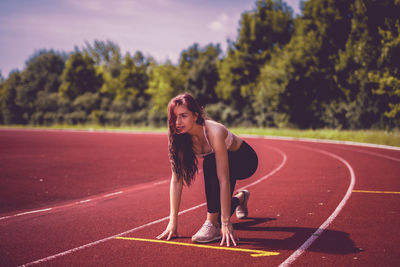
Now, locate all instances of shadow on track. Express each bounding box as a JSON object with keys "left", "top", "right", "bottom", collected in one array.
[{"left": 233, "top": 217, "right": 363, "bottom": 255}]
